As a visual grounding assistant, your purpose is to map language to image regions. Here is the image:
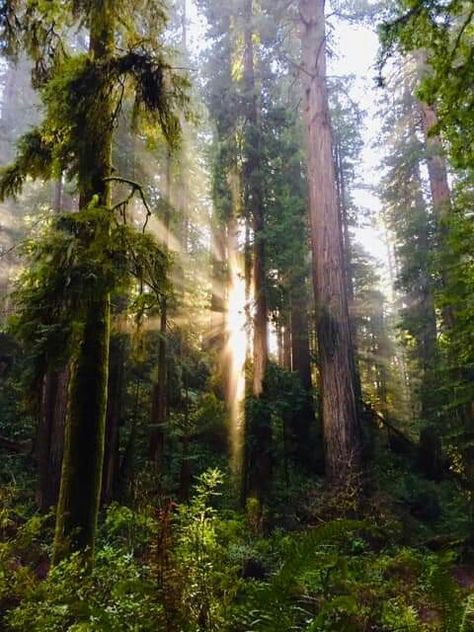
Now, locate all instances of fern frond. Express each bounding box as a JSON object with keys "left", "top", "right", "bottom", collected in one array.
[{"left": 460, "top": 594, "right": 474, "bottom": 632}]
